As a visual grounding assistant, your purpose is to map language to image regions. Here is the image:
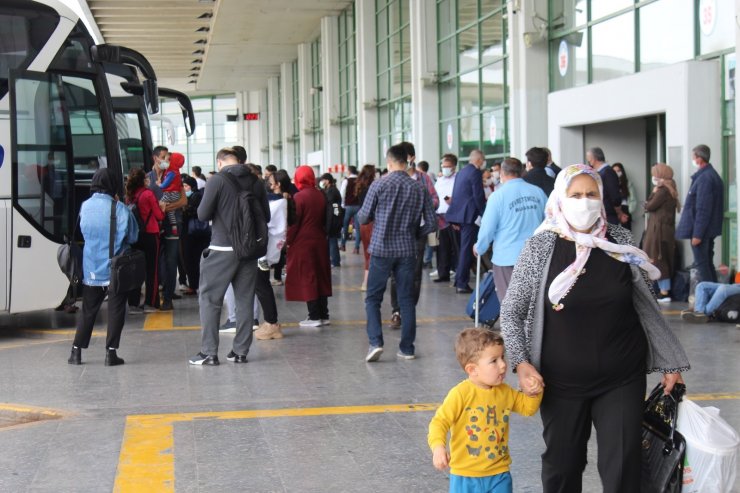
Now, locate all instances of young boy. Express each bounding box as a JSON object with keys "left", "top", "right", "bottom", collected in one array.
[
  {"left": 428, "top": 328, "right": 542, "bottom": 492},
  {"left": 157, "top": 152, "right": 185, "bottom": 235}
]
